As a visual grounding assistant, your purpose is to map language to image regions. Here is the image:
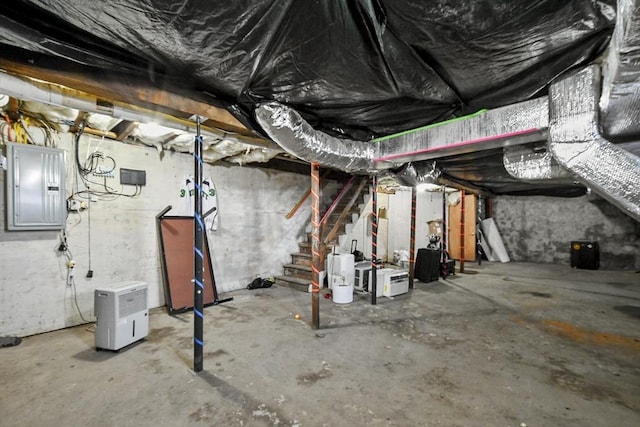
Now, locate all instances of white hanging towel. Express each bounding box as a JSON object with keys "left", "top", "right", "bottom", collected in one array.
[{"left": 177, "top": 174, "right": 219, "bottom": 231}]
